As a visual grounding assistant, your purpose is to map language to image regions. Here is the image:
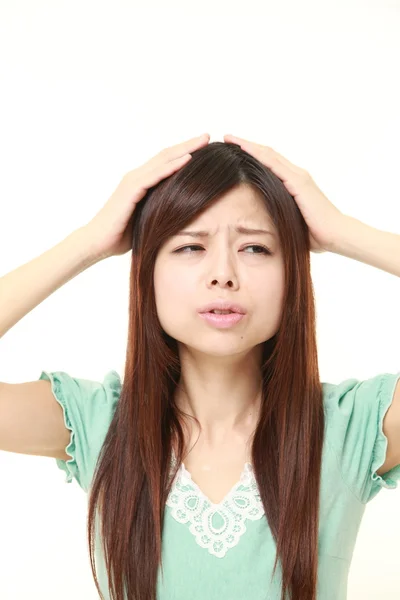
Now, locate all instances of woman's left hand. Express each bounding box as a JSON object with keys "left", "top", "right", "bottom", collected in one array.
[{"left": 223, "top": 134, "right": 347, "bottom": 253}]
